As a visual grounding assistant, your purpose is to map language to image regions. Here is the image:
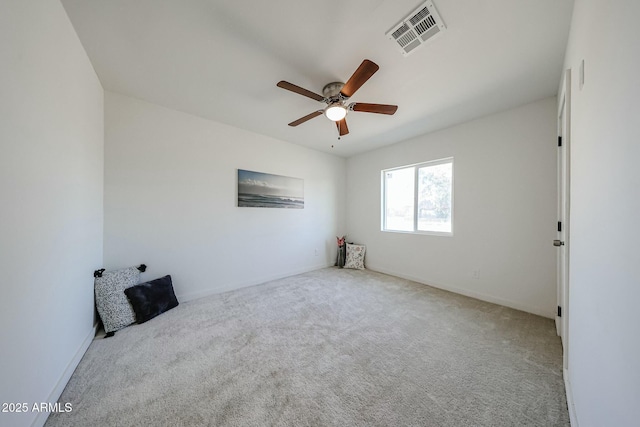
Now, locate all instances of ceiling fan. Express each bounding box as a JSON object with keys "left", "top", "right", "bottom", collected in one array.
[{"left": 277, "top": 59, "right": 398, "bottom": 137}]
